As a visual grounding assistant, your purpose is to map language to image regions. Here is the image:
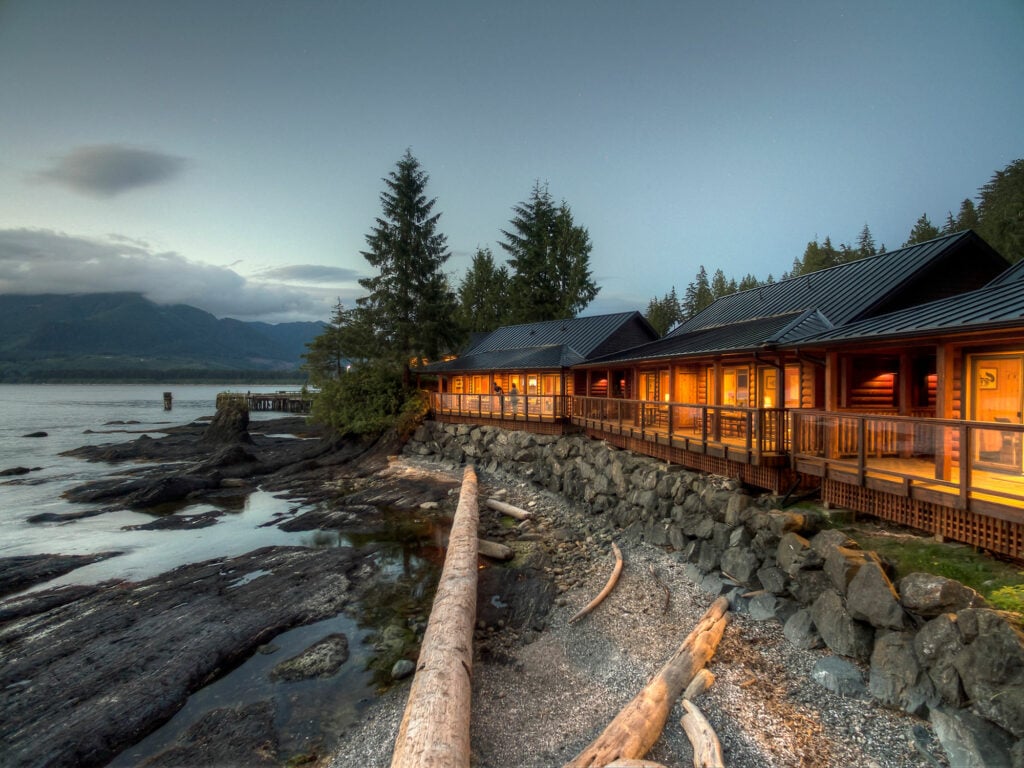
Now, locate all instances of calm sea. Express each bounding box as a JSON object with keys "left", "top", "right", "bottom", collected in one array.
[
  {"left": 0, "top": 383, "right": 311, "bottom": 587},
  {"left": 1, "top": 383, "right": 435, "bottom": 762}
]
